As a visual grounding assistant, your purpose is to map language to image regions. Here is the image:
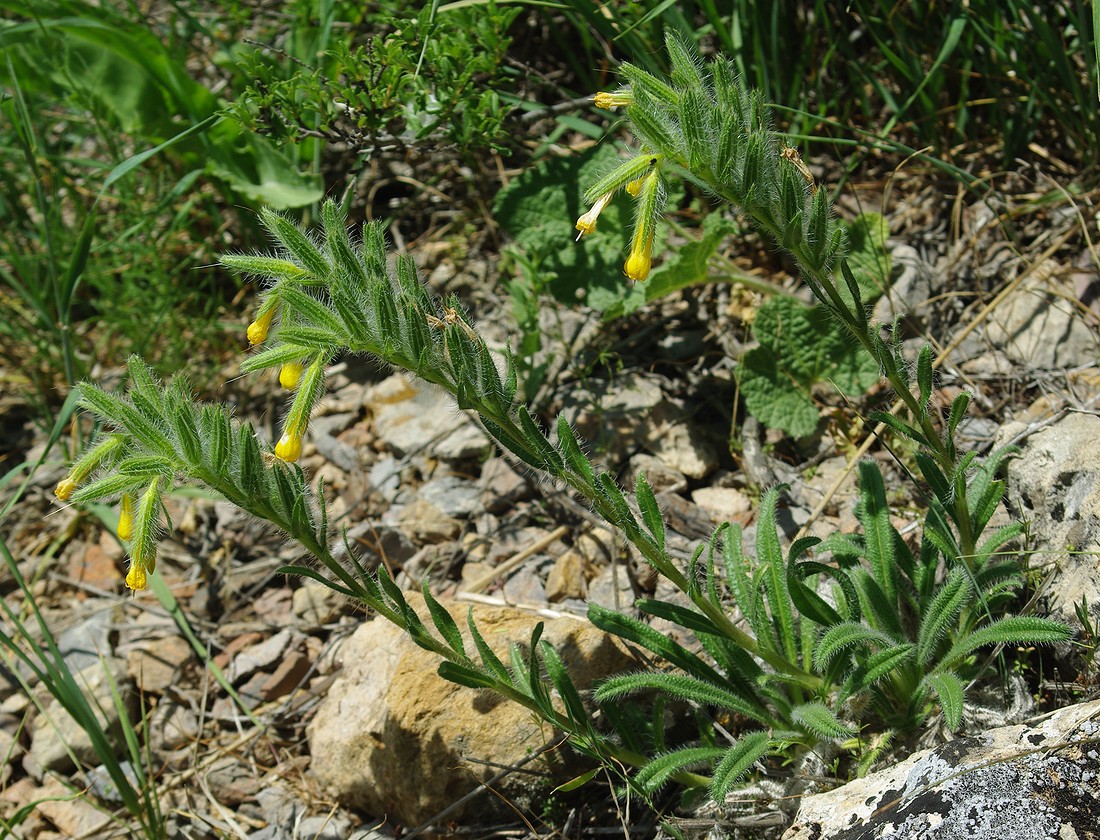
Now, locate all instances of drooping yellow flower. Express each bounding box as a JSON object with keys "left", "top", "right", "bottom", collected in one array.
[
  {"left": 625, "top": 176, "right": 646, "bottom": 197},
  {"left": 125, "top": 558, "right": 148, "bottom": 591},
  {"left": 125, "top": 536, "right": 155, "bottom": 592},
  {"left": 54, "top": 478, "right": 78, "bottom": 501},
  {"left": 279, "top": 362, "right": 305, "bottom": 390},
  {"left": 575, "top": 191, "right": 614, "bottom": 239},
  {"left": 246, "top": 306, "right": 276, "bottom": 345},
  {"left": 275, "top": 430, "right": 303, "bottom": 462},
  {"left": 624, "top": 245, "right": 653, "bottom": 282},
  {"left": 118, "top": 494, "right": 136, "bottom": 541},
  {"left": 623, "top": 169, "right": 662, "bottom": 282},
  {"left": 594, "top": 90, "right": 634, "bottom": 109}
]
